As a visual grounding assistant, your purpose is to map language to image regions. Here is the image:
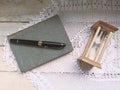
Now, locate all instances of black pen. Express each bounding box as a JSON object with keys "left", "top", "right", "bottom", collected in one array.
[{"left": 10, "top": 39, "right": 66, "bottom": 49}]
